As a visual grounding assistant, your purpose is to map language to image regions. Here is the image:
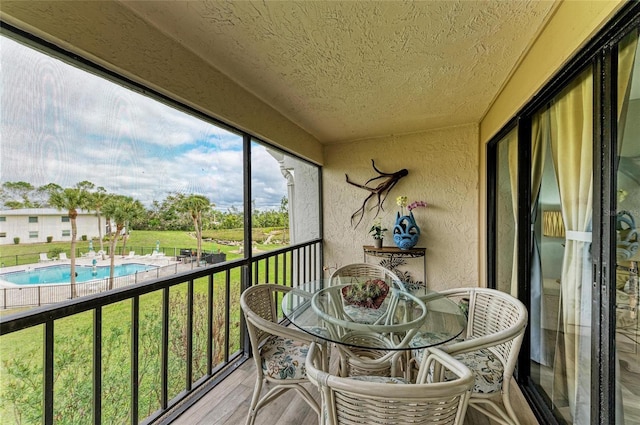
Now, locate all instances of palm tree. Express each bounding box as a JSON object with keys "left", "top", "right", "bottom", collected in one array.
[
  {"left": 91, "top": 187, "right": 109, "bottom": 254},
  {"left": 103, "top": 195, "right": 144, "bottom": 289},
  {"left": 179, "top": 194, "right": 212, "bottom": 265},
  {"left": 48, "top": 184, "right": 92, "bottom": 298}
]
